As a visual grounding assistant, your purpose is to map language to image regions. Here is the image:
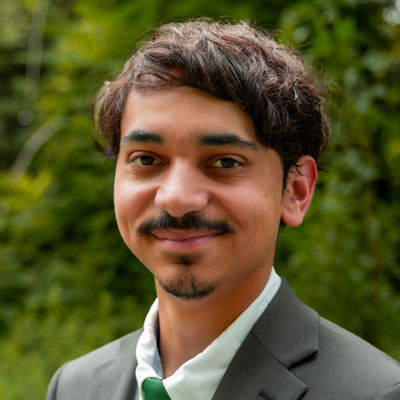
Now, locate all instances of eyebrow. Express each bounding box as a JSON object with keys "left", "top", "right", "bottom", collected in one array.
[
  {"left": 198, "top": 133, "right": 260, "bottom": 152},
  {"left": 120, "top": 130, "right": 164, "bottom": 145},
  {"left": 120, "top": 130, "right": 260, "bottom": 152}
]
